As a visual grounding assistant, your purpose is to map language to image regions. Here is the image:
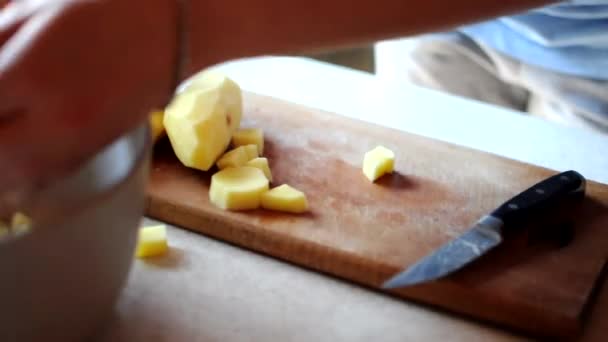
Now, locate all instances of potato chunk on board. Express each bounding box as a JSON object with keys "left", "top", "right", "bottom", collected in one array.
[
  {"left": 210, "top": 167, "right": 269, "bottom": 210},
  {"left": 261, "top": 184, "right": 308, "bottom": 214},
  {"left": 362, "top": 145, "right": 395, "bottom": 182},
  {"left": 232, "top": 128, "right": 264, "bottom": 154},
  {"left": 242, "top": 144, "right": 259, "bottom": 160},
  {"left": 246, "top": 157, "right": 273, "bottom": 182},
  {"left": 216, "top": 144, "right": 259, "bottom": 170},
  {"left": 216, "top": 146, "right": 251, "bottom": 170}
]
